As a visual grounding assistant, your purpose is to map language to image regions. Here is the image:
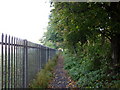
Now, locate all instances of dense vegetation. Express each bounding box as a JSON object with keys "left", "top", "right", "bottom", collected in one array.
[
  {"left": 41, "top": 2, "right": 120, "bottom": 88},
  {"left": 30, "top": 55, "right": 58, "bottom": 88}
]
